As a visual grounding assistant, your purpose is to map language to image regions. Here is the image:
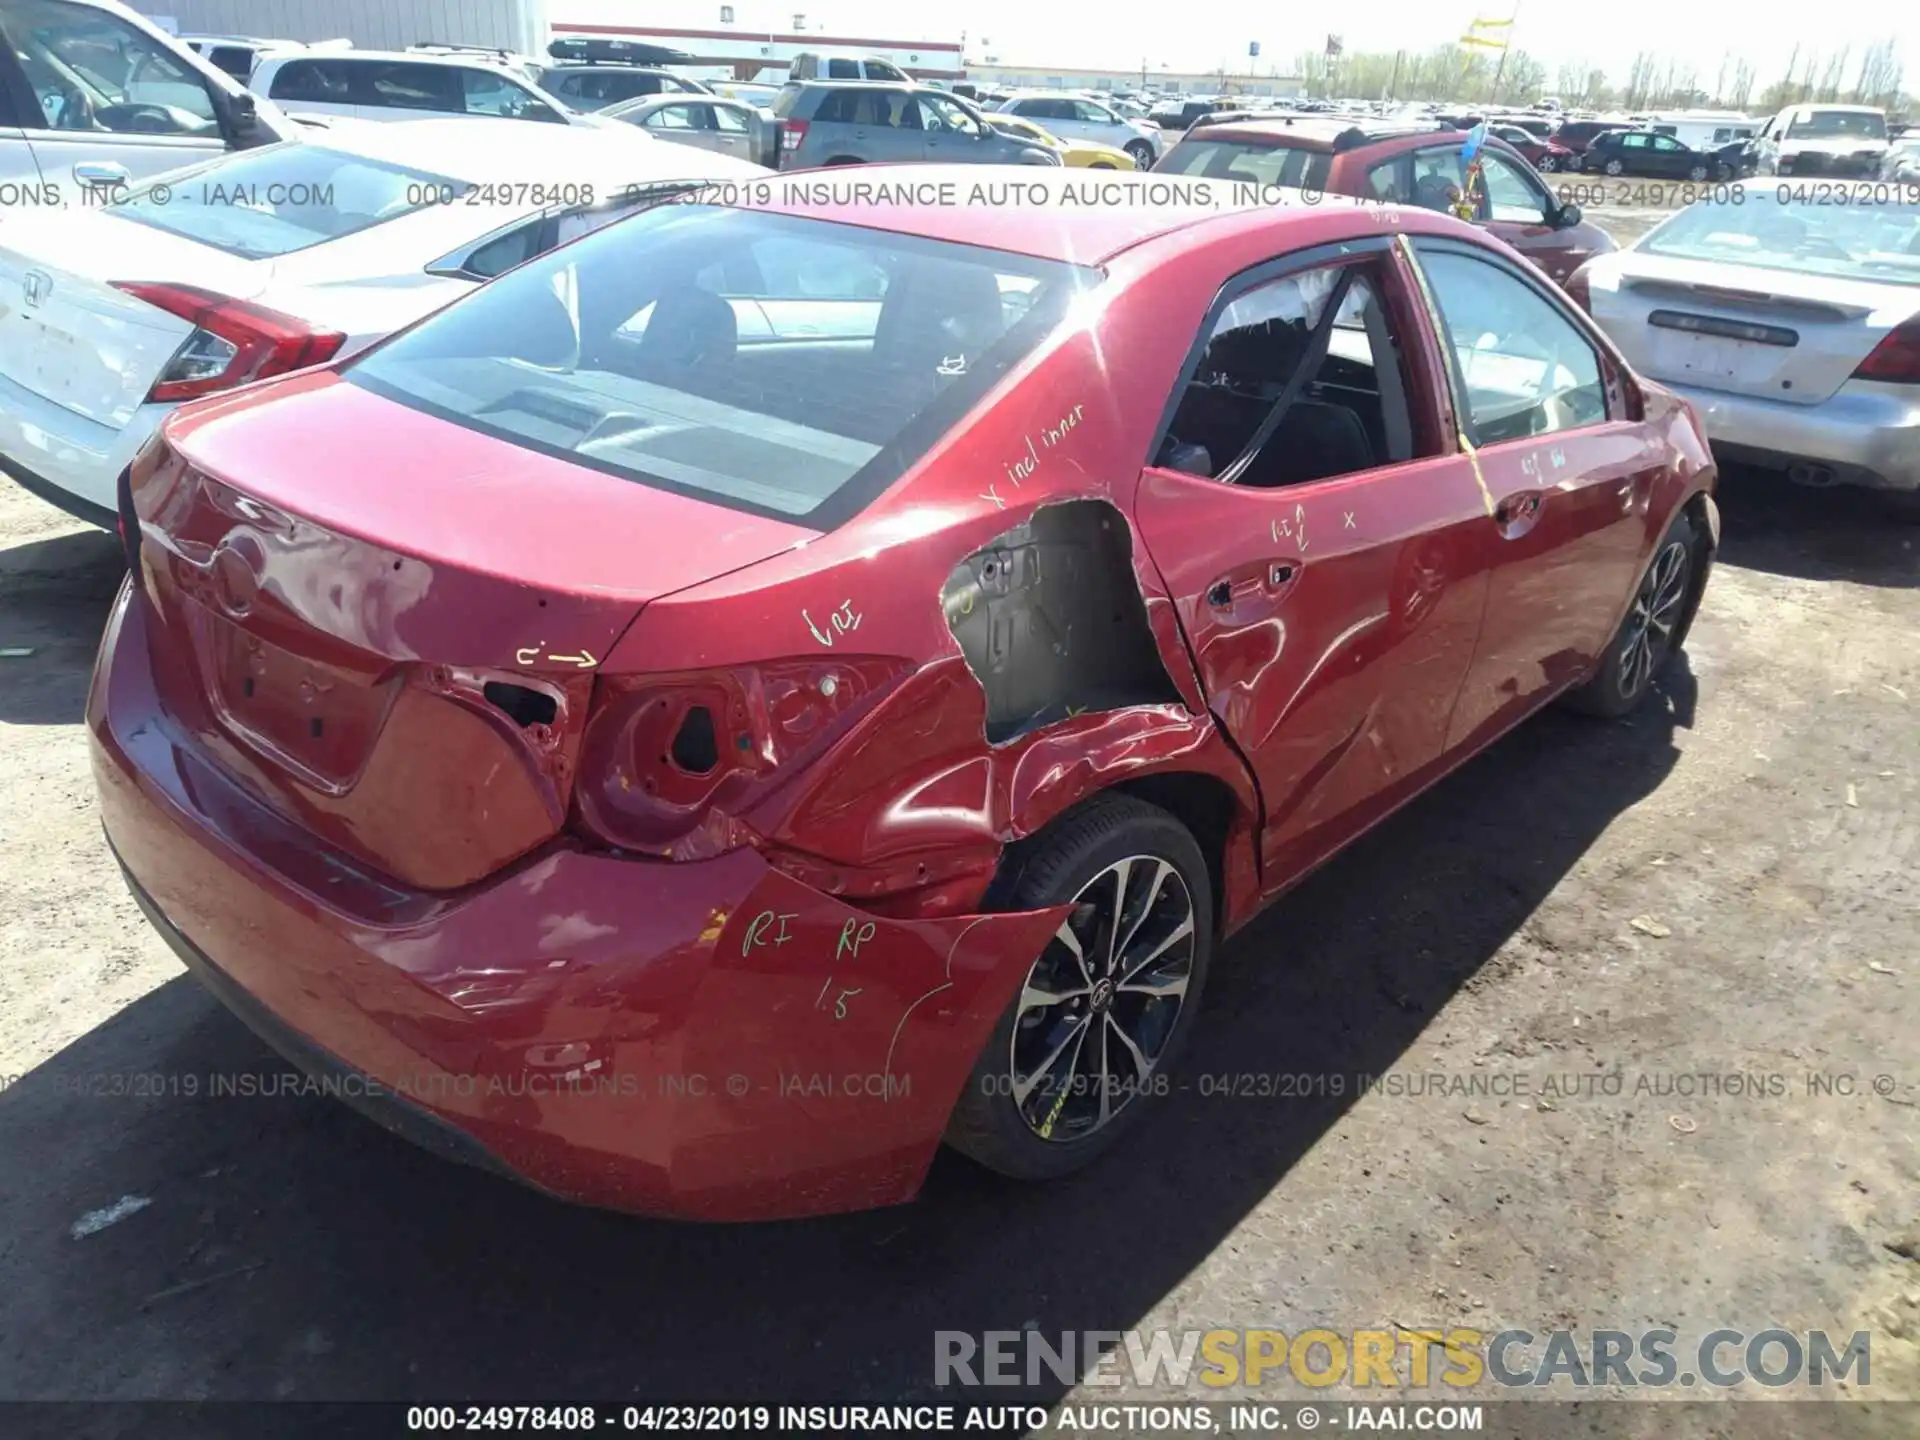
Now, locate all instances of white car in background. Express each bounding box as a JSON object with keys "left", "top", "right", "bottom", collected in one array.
[
  {"left": 1570, "top": 185, "right": 1920, "bottom": 497},
  {"left": 1755, "top": 103, "right": 1890, "bottom": 178},
  {"left": 994, "top": 92, "right": 1163, "bottom": 167},
  {"left": 250, "top": 49, "right": 590, "bottom": 128},
  {"left": 0, "top": 0, "right": 300, "bottom": 201},
  {"left": 0, "top": 120, "right": 770, "bottom": 526}
]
